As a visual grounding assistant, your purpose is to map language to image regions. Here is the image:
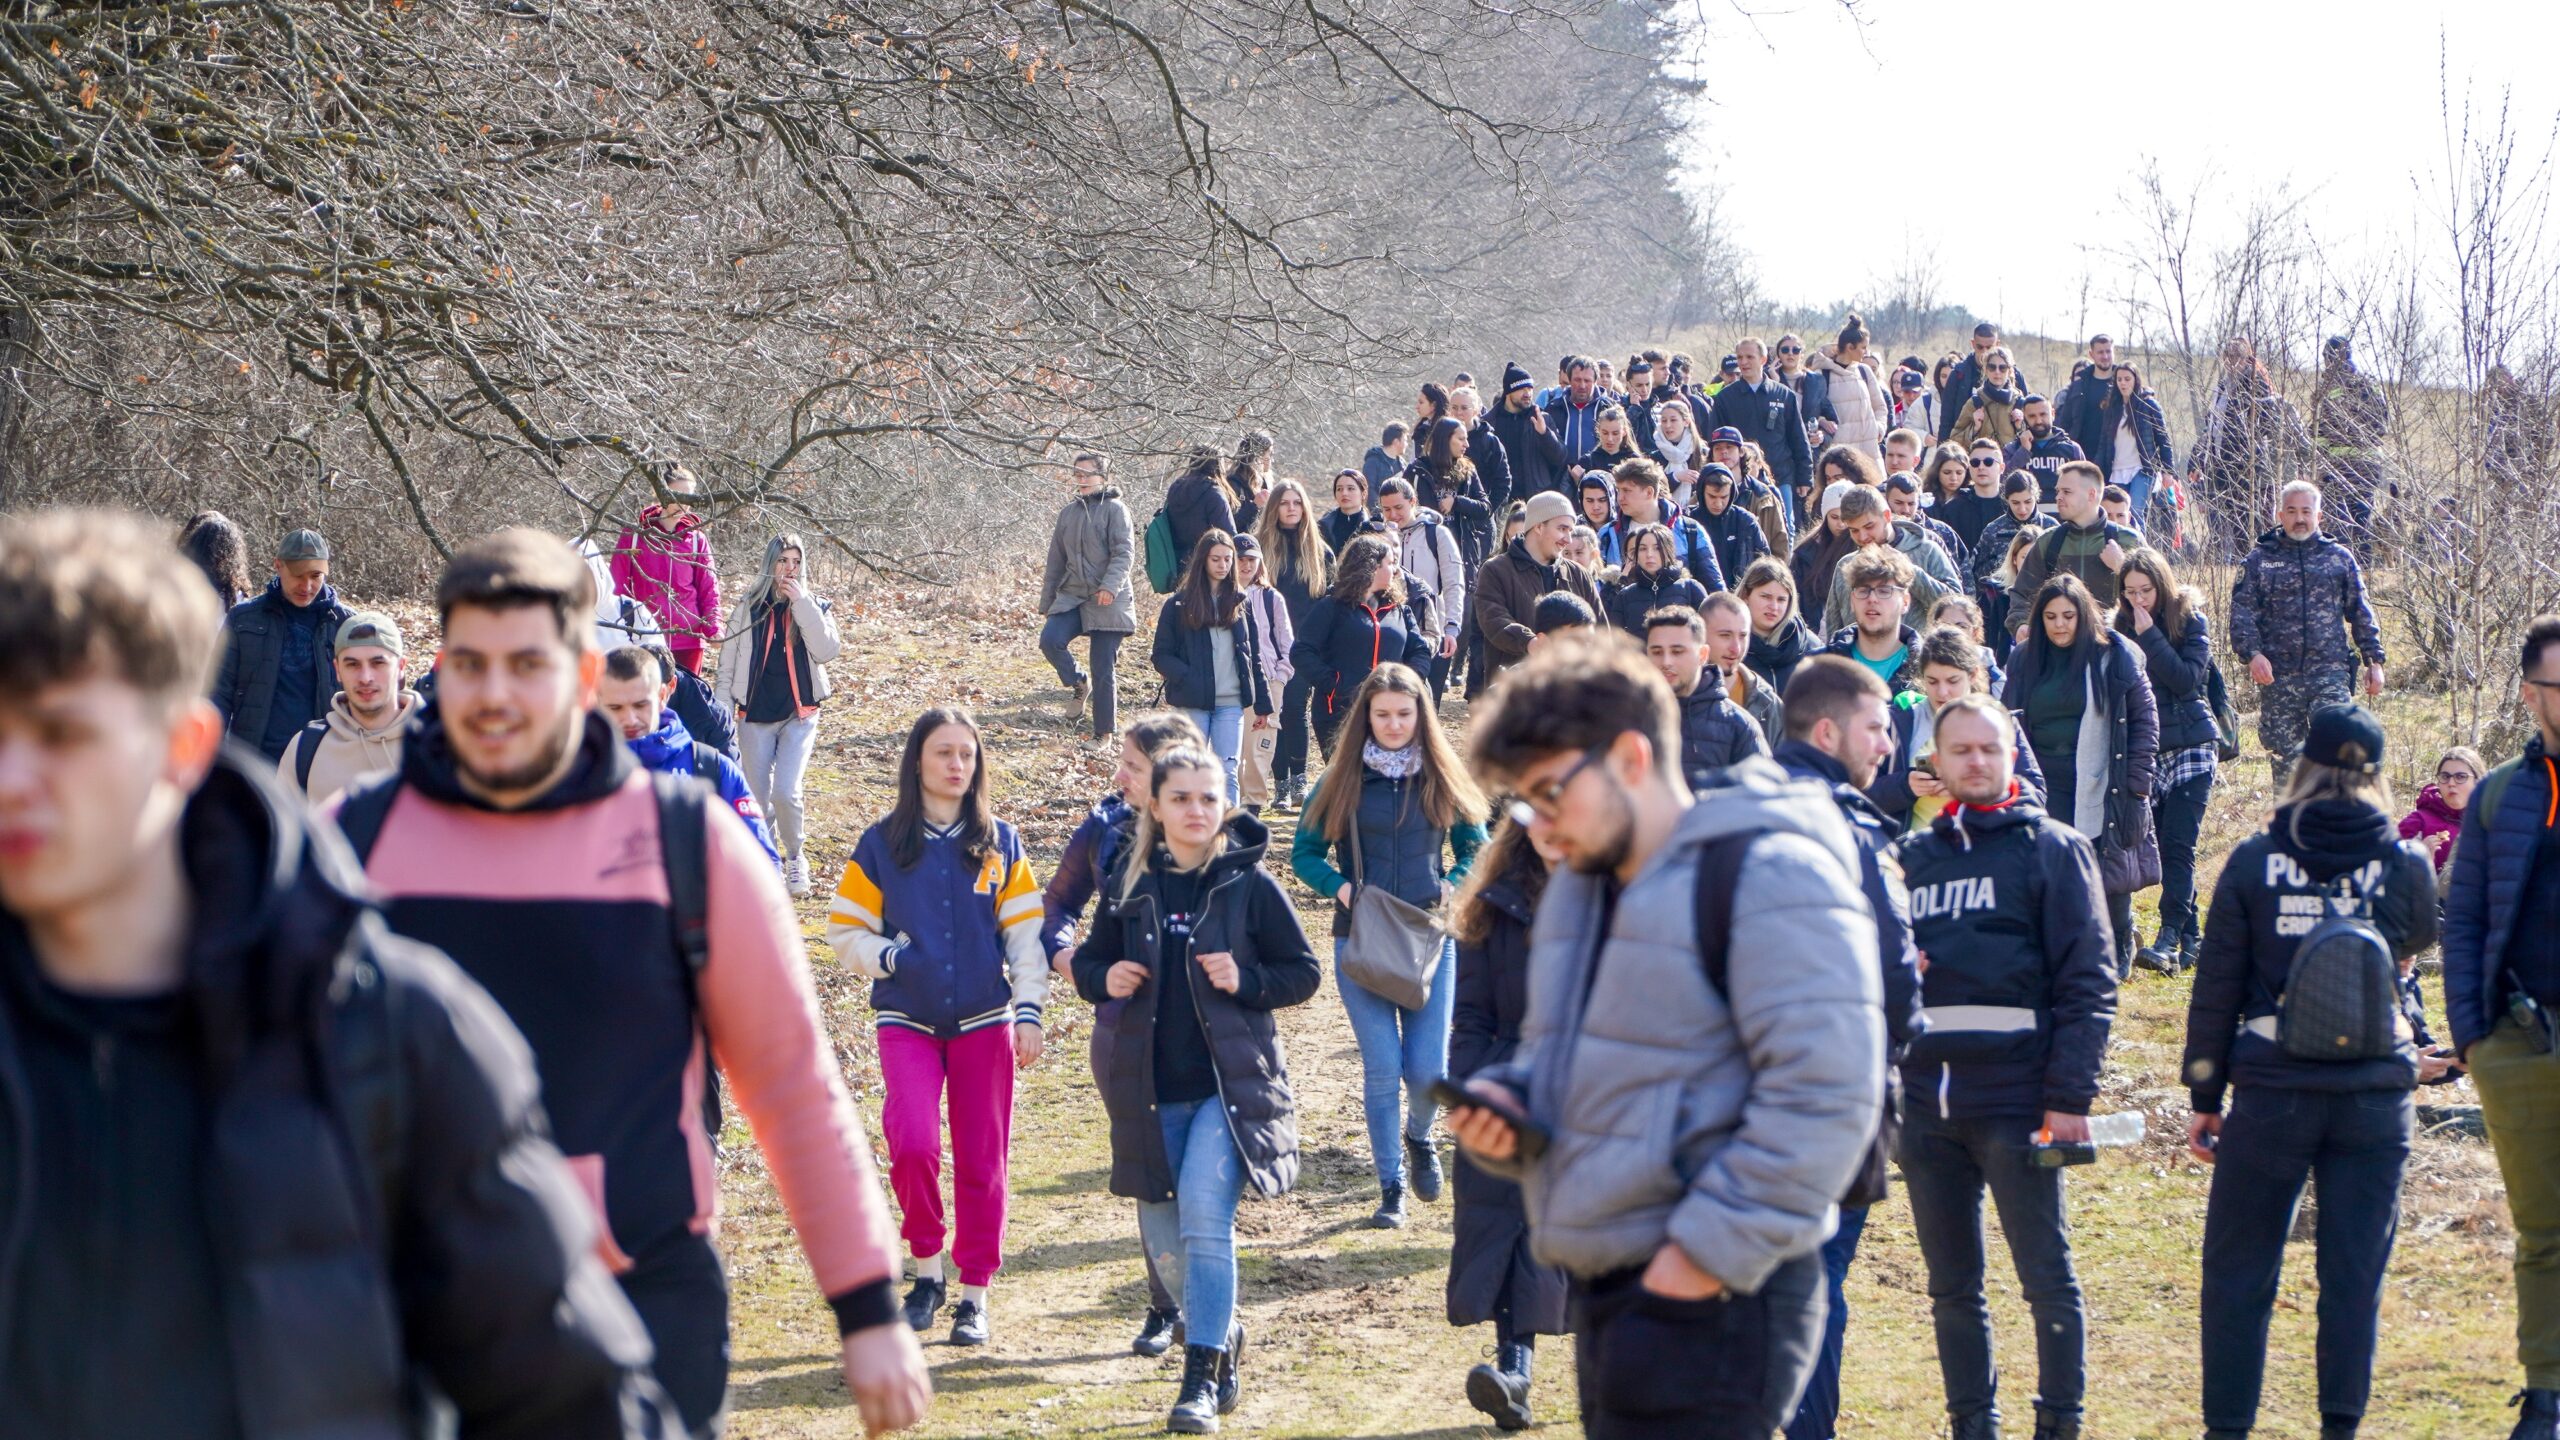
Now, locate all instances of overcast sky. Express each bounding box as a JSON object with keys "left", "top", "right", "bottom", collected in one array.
[{"left": 1683, "top": 0, "right": 2560, "bottom": 337}]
